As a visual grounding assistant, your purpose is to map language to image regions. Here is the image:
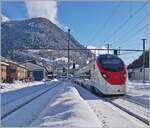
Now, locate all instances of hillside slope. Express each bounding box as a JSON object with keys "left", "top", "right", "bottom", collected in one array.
[
  {"left": 1, "top": 17, "right": 92, "bottom": 66},
  {"left": 128, "top": 51, "right": 149, "bottom": 69}
]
